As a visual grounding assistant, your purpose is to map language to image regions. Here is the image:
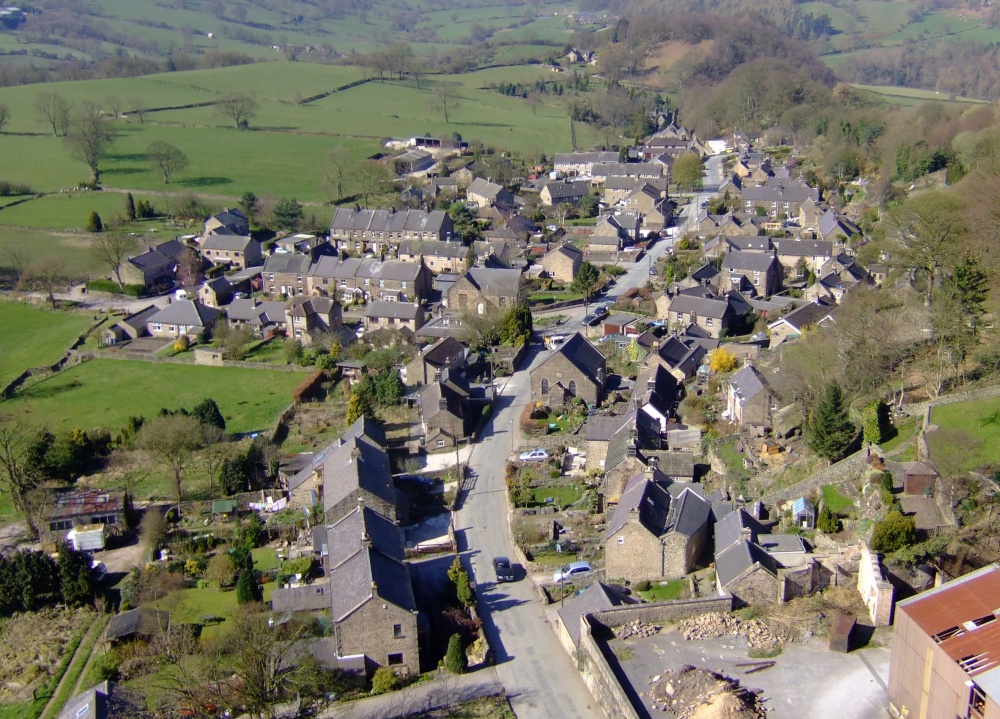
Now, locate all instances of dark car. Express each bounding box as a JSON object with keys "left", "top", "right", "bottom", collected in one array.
[{"left": 493, "top": 556, "right": 515, "bottom": 583}]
